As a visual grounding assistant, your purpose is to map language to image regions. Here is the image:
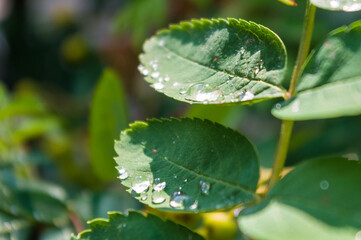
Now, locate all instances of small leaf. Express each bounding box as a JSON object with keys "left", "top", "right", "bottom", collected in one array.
[
  {"left": 71, "top": 211, "right": 204, "bottom": 240},
  {"left": 115, "top": 118, "right": 259, "bottom": 212},
  {"left": 278, "top": 0, "right": 298, "bottom": 6},
  {"left": 239, "top": 157, "right": 361, "bottom": 240},
  {"left": 310, "top": 0, "right": 361, "bottom": 12},
  {"left": 273, "top": 20, "right": 361, "bottom": 120},
  {"left": 89, "top": 69, "right": 129, "bottom": 182},
  {"left": 139, "top": 18, "right": 287, "bottom": 105}
]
